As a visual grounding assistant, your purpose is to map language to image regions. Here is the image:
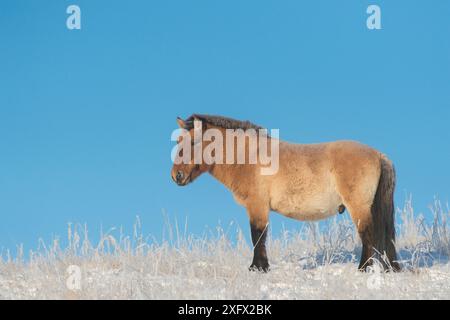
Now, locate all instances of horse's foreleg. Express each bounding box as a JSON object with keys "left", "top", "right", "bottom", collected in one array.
[
  {"left": 247, "top": 206, "right": 270, "bottom": 272},
  {"left": 249, "top": 222, "right": 270, "bottom": 272}
]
